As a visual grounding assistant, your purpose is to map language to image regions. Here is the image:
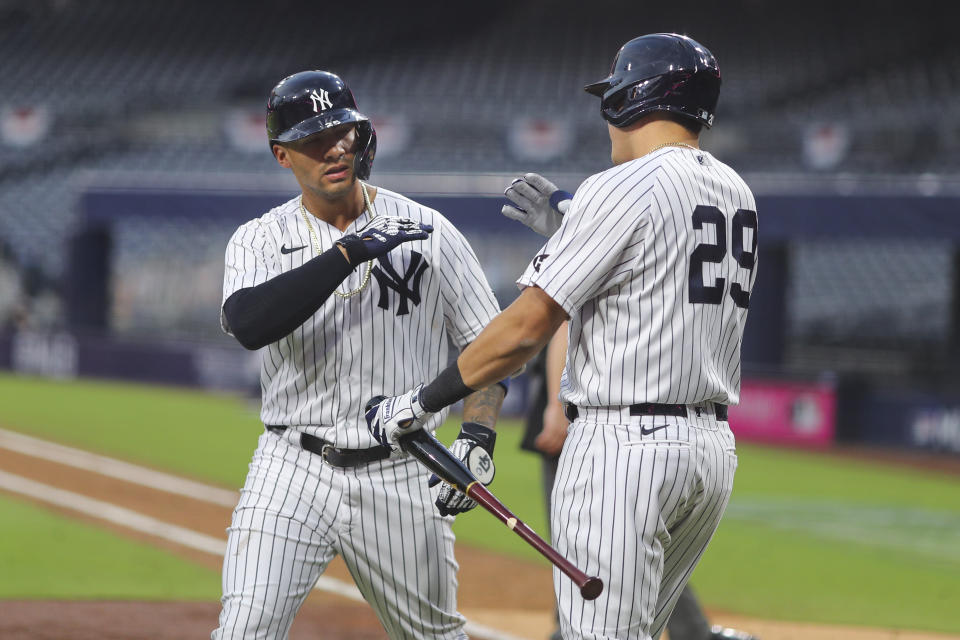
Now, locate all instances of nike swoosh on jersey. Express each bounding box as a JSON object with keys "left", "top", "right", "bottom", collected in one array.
[{"left": 280, "top": 244, "right": 308, "bottom": 254}]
